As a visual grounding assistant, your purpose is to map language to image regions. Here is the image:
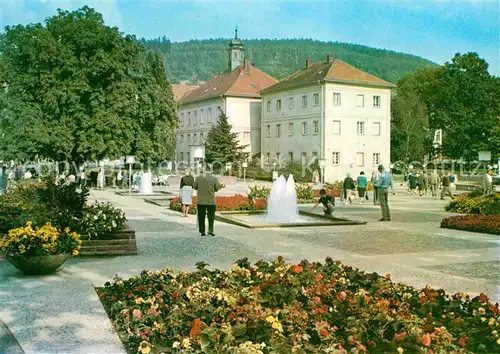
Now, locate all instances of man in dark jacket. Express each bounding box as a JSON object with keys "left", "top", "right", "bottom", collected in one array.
[
  {"left": 343, "top": 173, "right": 356, "bottom": 205},
  {"left": 194, "top": 169, "right": 220, "bottom": 236},
  {"left": 440, "top": 172, "right": 454, "bottom": 200}
]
